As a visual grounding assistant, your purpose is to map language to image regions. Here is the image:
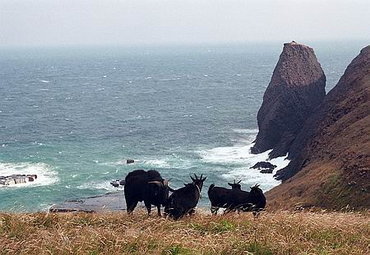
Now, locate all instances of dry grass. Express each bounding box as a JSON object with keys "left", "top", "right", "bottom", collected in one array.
[{"left": 0, "top": 210, "right": 369, "bottom": 255}]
